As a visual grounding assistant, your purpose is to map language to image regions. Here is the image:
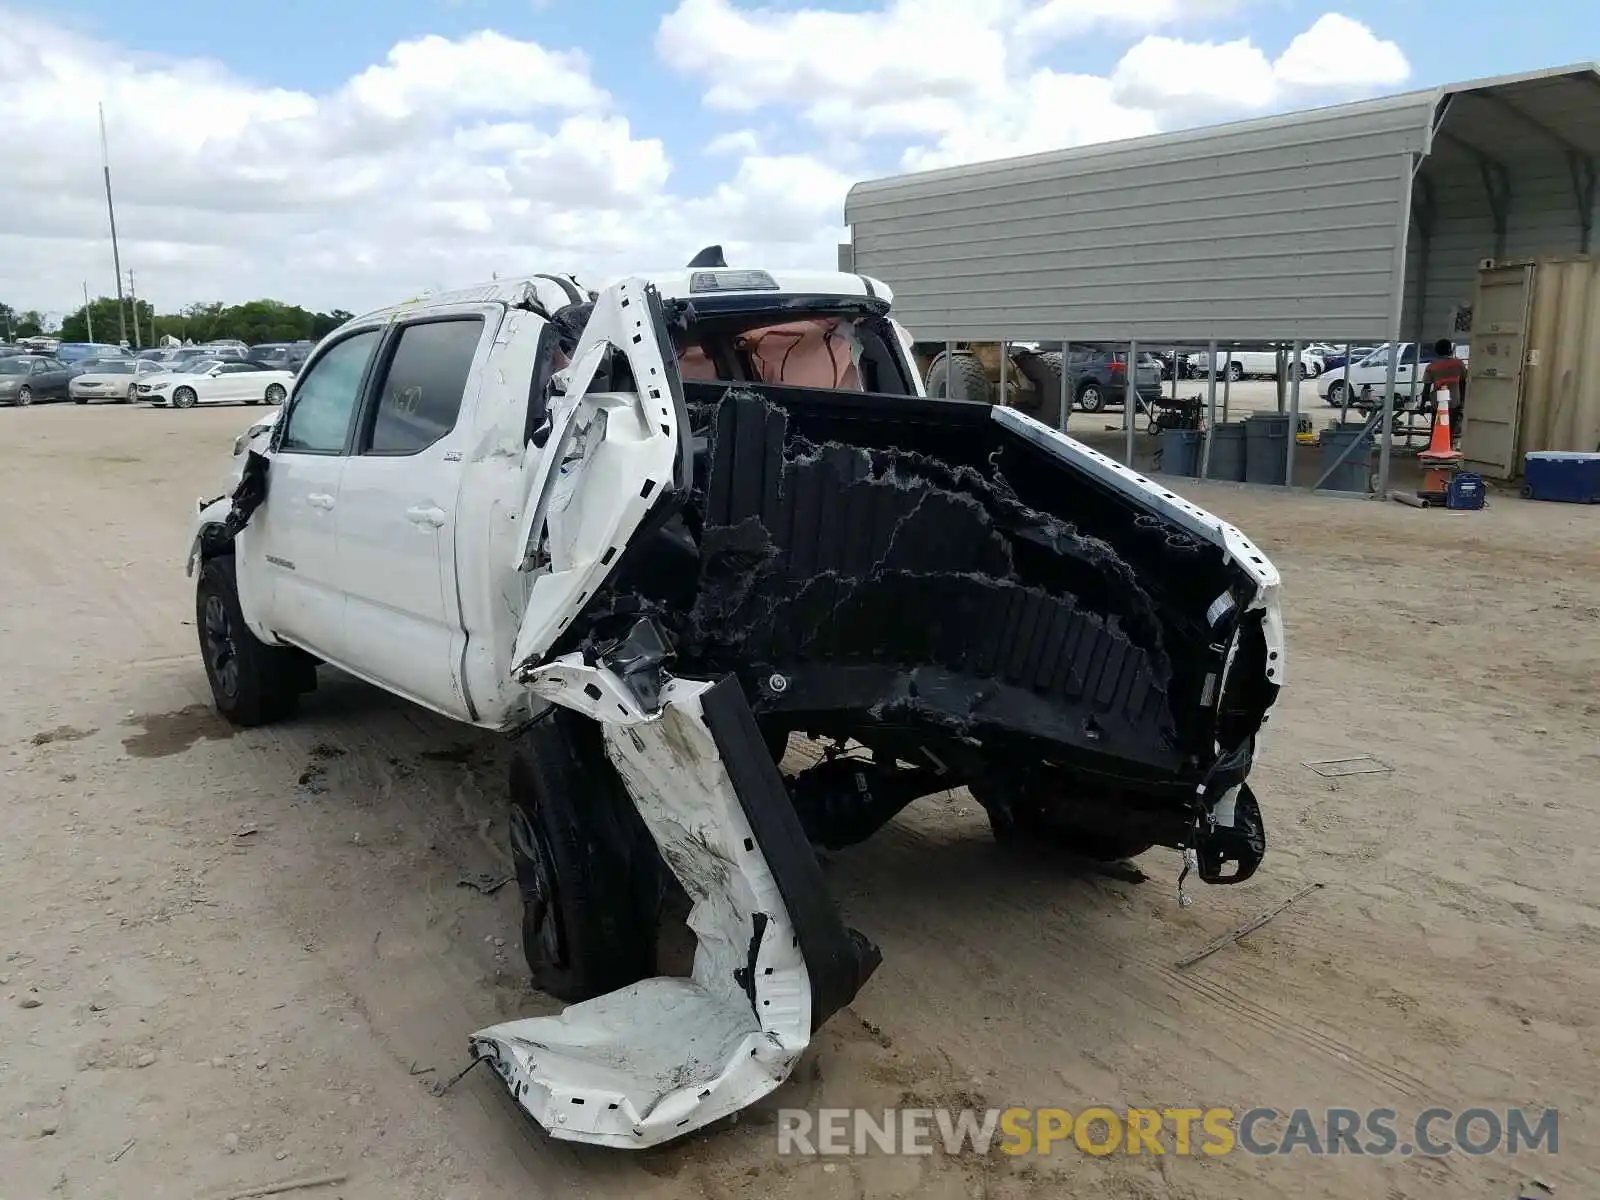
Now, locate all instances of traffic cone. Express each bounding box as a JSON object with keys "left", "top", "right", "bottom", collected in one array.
[{"left": 1417, "top": 398, "right": 1461, "bottom": 500}]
